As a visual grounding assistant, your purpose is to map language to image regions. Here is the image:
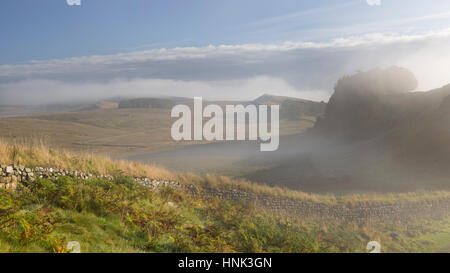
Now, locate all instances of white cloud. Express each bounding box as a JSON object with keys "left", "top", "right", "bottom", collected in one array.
[
  {"left": 2, "top": 30, "right": 450, "bottom": 80},
  {"left": 366, "top": 0, "right": 381, "bottom": 6},
  {"left": 66, "top": 0, "right": 81, "bottom": 6},
  {"left": 1, "top": 29, "right": 450, "bottom": 104},
  {"left": 248, "top": 1, "right": 360, "bottom": 27}
]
